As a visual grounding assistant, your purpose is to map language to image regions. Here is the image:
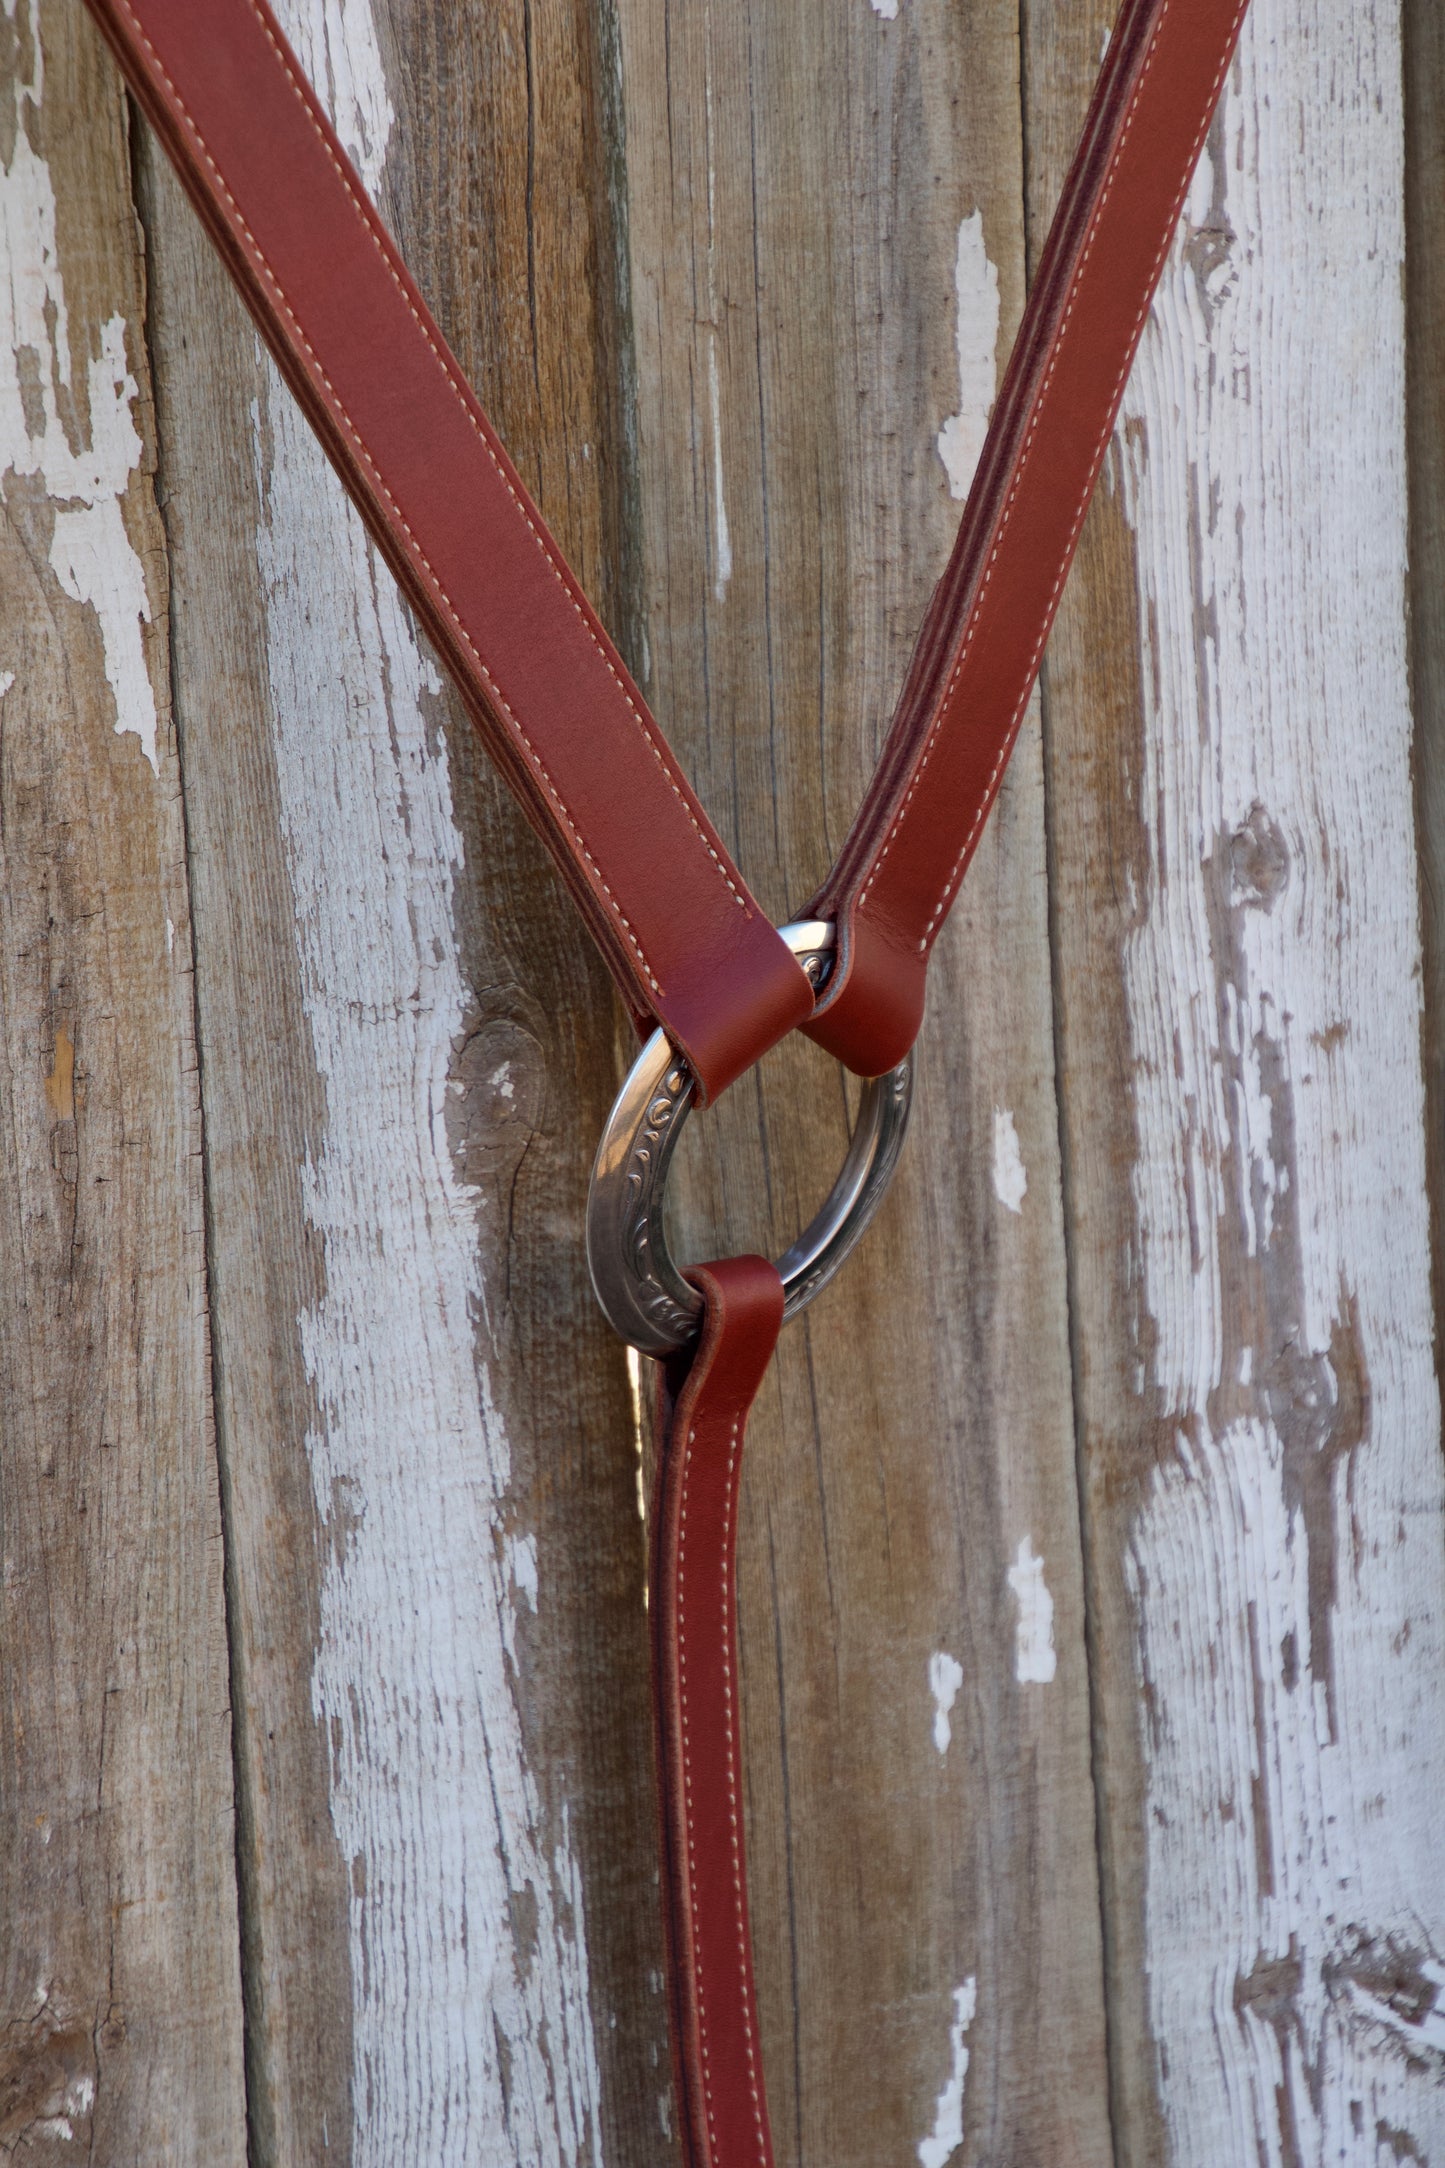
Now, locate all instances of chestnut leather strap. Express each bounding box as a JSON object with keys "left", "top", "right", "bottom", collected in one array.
[
  {"left": 82, "top": 0, "right": 813, "bottom": 1103},
  {"left": 652, "top": 1260, "right": 785, "bottom": 2168},
  {"left": 806, "top": 0, "right": 1251, "bottom": 1076},
  {"left": 77, "top": 1, "right": 1250, "bottom": 2163},
  {"left": 85, "top": 0, "right": 1247, "bottom": 1099}
]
